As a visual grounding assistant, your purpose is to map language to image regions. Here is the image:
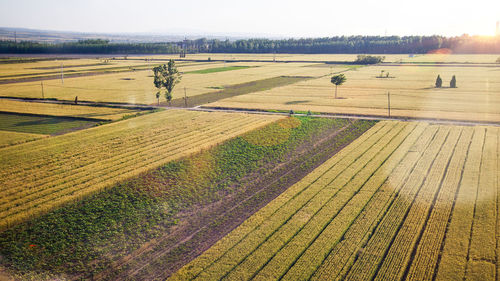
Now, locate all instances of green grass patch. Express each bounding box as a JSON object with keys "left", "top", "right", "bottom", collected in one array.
[
  {"left": 170, "top": 76, "right": 309, "bottom": 107},
  {"left": 0, "top": 112, "right": 99, "bottom": 135},
  {"left": 185, "top": 65, "right": 251, "bottom": 74},
  {"left": 0, "top": 116, "right": 375, "bottom": 278}
]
